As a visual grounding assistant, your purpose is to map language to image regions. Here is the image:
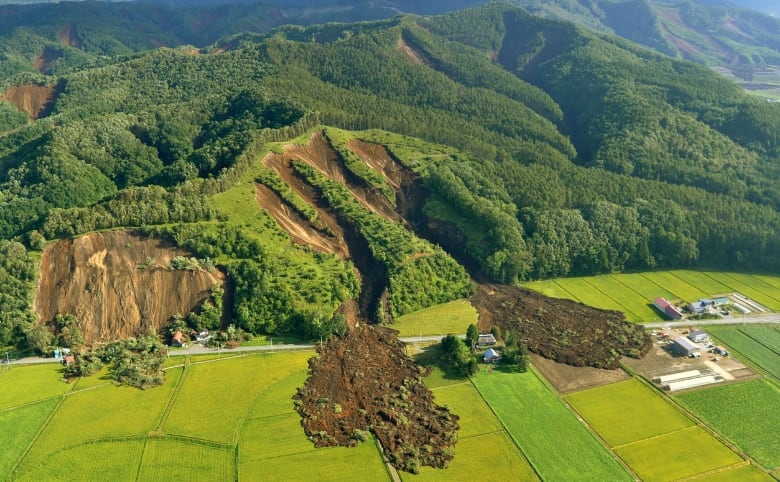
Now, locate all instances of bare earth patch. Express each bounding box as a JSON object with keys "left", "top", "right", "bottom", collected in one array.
[{"left": 530, "top": 353, "right": 629, "bottom": 394}]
